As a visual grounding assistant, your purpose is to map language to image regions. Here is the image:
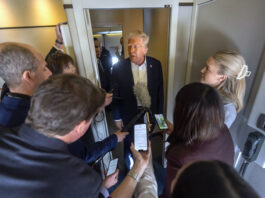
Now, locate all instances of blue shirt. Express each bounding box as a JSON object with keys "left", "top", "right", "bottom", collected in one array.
[{"left": 0, "top": 93, "right": 31, "bottom": 128}]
